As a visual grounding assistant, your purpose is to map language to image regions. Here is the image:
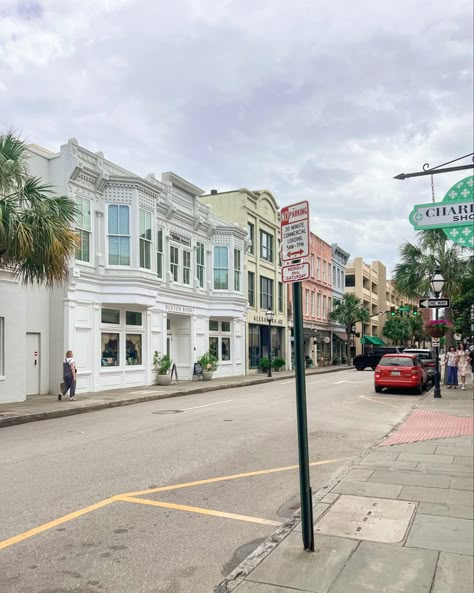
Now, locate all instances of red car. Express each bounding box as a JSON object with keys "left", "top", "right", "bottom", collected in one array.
[{"left": 374, "top": 354, "right": 428, "bottom": 394}]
